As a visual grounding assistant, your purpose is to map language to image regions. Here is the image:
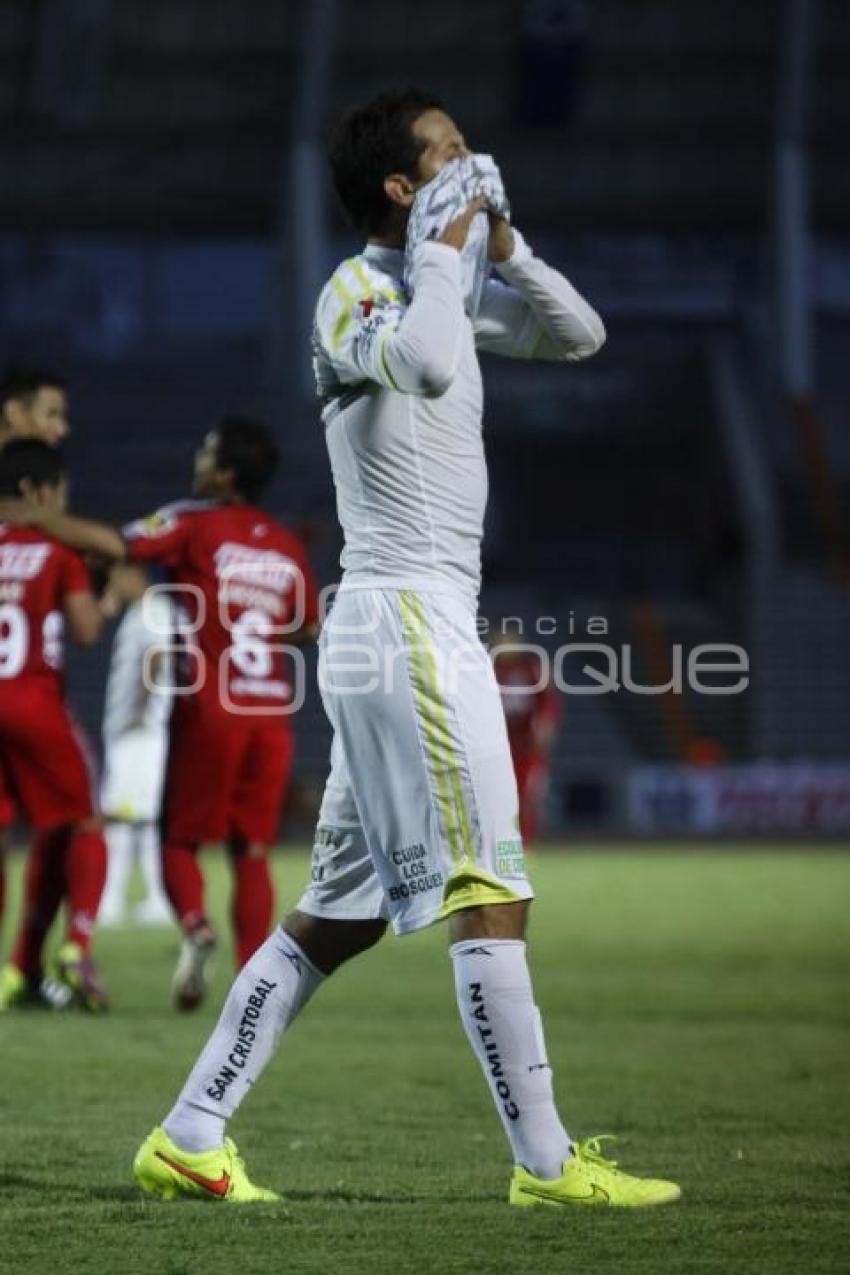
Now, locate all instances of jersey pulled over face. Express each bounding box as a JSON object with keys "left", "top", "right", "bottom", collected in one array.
[
  {"left": 123, "top": 501, "right": 318, "bottom": 719},
  {"left": 0, "top": 523, "right": 89, "bottom": 687},
  {"left": 312, "top": 231, "right": 604, "bottom": 604}
]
